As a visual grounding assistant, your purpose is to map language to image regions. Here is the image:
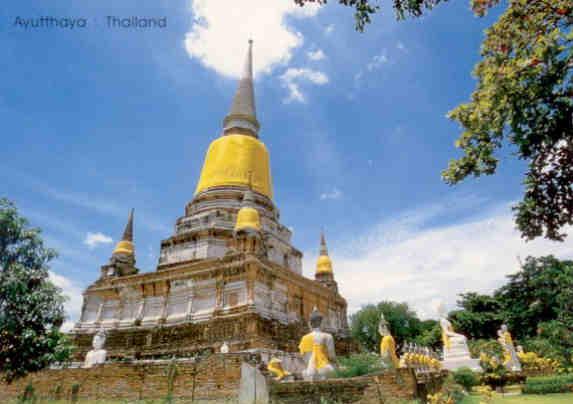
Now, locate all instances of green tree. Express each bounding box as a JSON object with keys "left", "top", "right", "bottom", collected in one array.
[
  {"left": 0, "top": 198, "right": 72, "bottom": 383},
  {"left": 295, "top": 0, "right": 573, "bottom": 242},
  {"left": 414, "top": 320, "right": 442, "bottom": 350},
  {"left": 350, "top": 301, "right": 423, "bottom": 352},
  {"left": 445, "top": 1, "right": 573, "bottom": 242},
  {"left": 495, "top": 255, "right": 573, "bottom": 339},
  {"left": 293, "top": 0, "right": 447, "bottom": 31},
  {"left": 449, "top": 292, "right": 502, "bottom": 339}
]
